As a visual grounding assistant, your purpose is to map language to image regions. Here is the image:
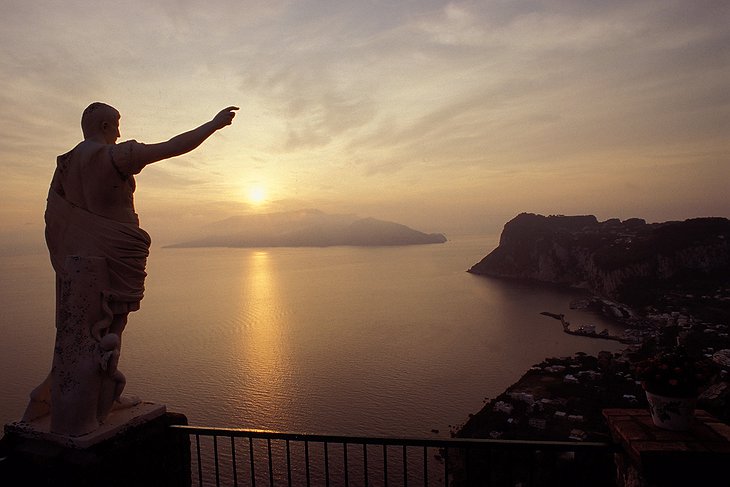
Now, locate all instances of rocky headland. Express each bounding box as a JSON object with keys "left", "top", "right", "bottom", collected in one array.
[
  {"left": 468, "top": 213, "right": 730, "bottom": 320},
  {"left": 456, "top": 213, "right": 730, "bottom": 446}
]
